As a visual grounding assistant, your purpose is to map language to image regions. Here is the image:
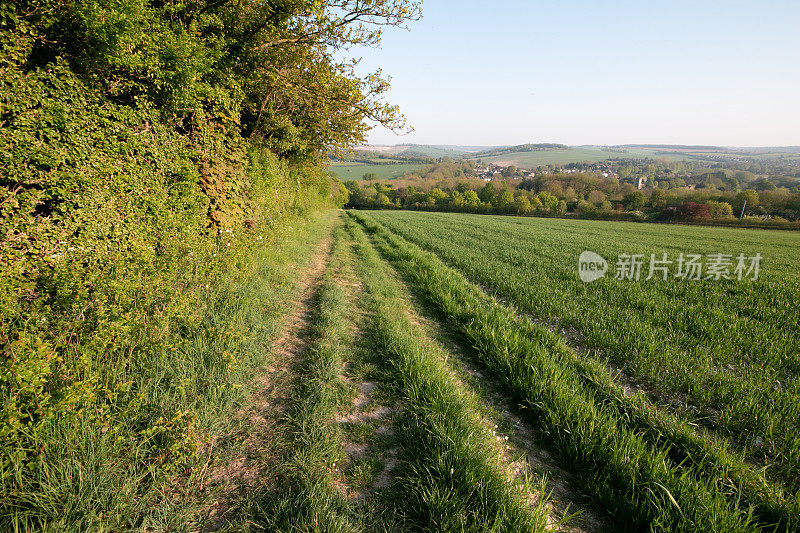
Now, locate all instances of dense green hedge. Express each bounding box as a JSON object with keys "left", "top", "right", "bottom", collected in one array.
[{"left": 0, "top": 10, "right": 347, "bottom": 526}]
